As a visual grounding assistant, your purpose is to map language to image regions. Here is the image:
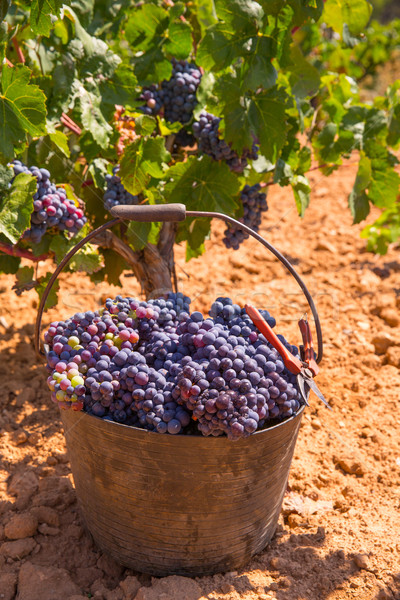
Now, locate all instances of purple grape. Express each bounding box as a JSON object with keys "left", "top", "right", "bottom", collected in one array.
[
  {"left": 10, "top": 160, "right": 87, "bottom": 244},
  {"left": 45, "top": 291, "right": 303, "bottom": 436},
  {"left": 223, "top": 184, "right": 269, "bottom": 250},
  {"left": 103, "top": 166, "right": 139, "bottom": 213},
  {"left": 193, "top": 113, "right": 258, "bottom": 173}
]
